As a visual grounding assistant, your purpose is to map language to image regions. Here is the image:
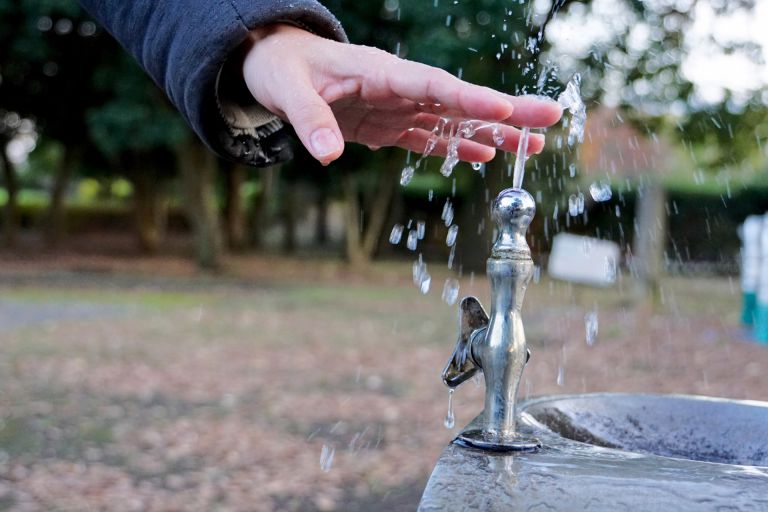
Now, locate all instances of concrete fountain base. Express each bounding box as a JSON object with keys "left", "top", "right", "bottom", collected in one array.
[{"left": 418, "top": 394, "right": 768, "bottom": 511}]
